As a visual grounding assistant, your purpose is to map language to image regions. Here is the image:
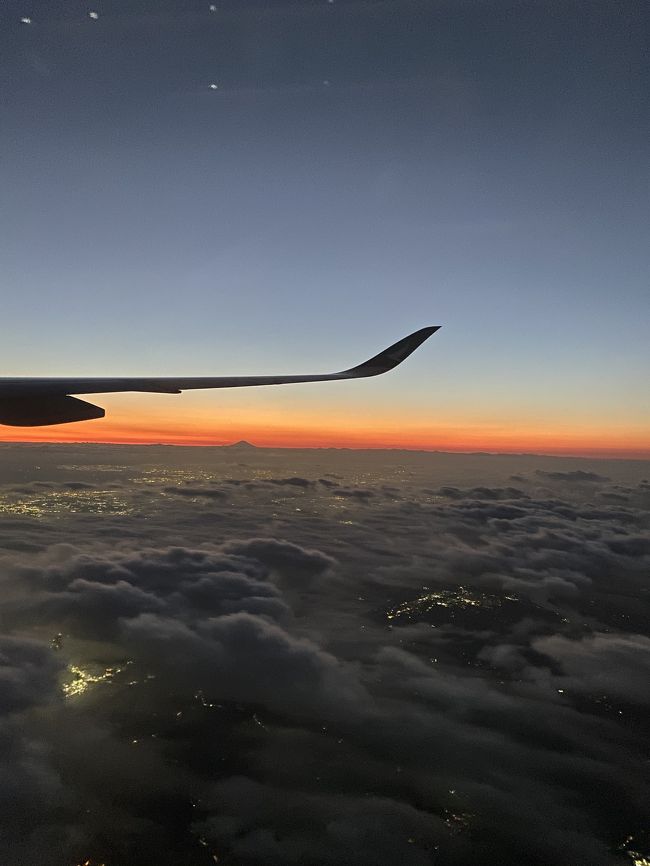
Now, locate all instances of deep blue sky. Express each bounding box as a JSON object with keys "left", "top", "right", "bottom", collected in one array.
[{"left": 1, "top": 0, "right": 648, "bottom": 450}]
